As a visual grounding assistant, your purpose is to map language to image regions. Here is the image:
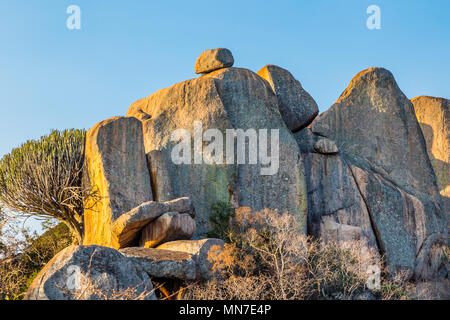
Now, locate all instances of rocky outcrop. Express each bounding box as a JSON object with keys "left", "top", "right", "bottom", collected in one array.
[
  {"left": 311, "top": 68, "right": 440, "bottom": 200},
  {"left": 195, "top": 48, "right": 234, "bottom": 74},
  {"left": 157, "top": 238, "right": 225, "bottom": 280},
  {"left": 127, "top": 54, "right": 308, "bottom": 237},
  {"left": 308, "top": 67, "right": 447, "bottom": 279},
  {"left": 140, "top": 212, "right": 196, "bottom": 248},
  {"left": 257, "top": 65, "right": 318, "bottom": 132},
  {"left": 412, "top": 96, "right": 449, "bottom": 218},
  {"left": 120, "top": 247, "right": 196, "bottom": 280},
  {"left": 24, "top": 245, "right": 156, "bottom": 300}
]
